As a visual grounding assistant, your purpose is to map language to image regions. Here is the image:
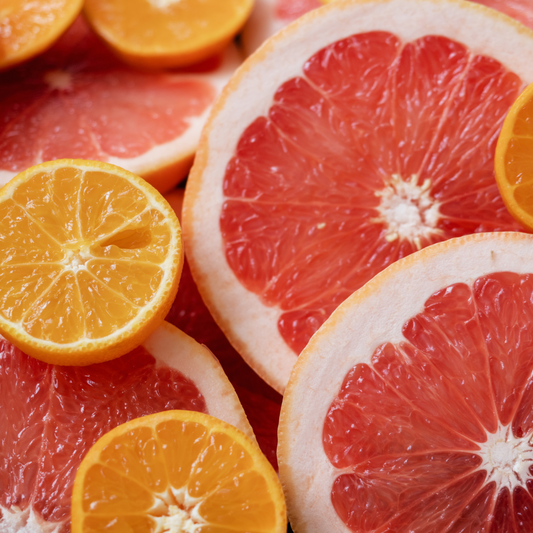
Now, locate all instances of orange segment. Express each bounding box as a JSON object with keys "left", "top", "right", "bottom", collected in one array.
[
  {"left": 0, "top": 159, "right": 183, "bottom": 365},
  {"left": 0, "top": 0, "right": 83, "bottom": 70},
  {"left": 83, "top": 0, "right": 253, "bottom": 69},
  {"left": 495, "top": 82, "right": 533, "bottom": 229},
  {"left": 71, "top": 410, "right": 287, "bottom": 533}
]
